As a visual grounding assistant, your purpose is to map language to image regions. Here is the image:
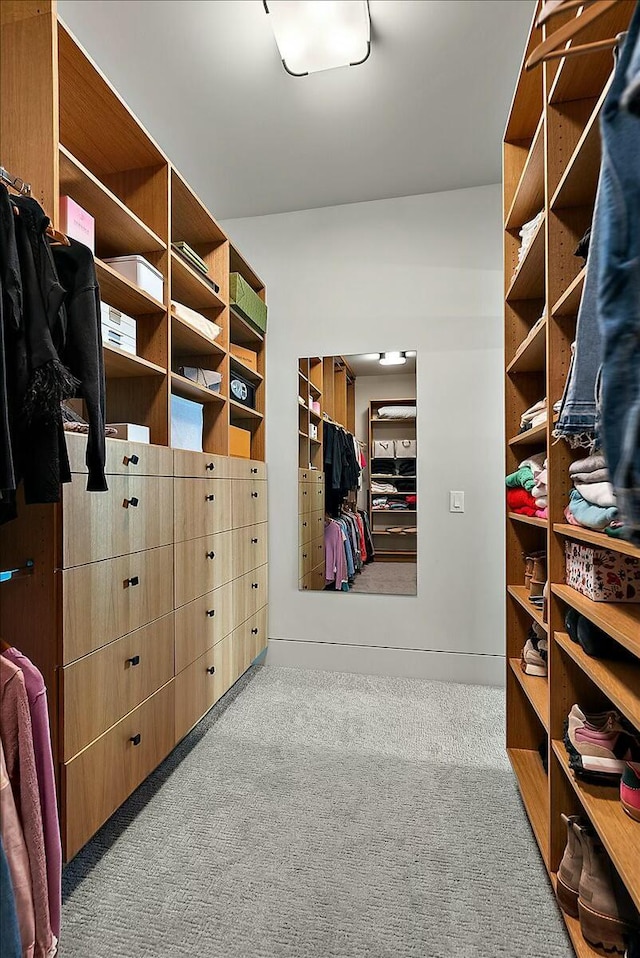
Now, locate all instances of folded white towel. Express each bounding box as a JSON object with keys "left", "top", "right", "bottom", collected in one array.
[
  {"left": 535, "top": 496, "right": 548, "bottom": 509},
  {"left": 574, "top": 481, "right": 617, "bottom": 509},
  {"left": 519, "top": 452, "right": 546, "bottom": 478},
  {"left": 532, "top": 483, "right": 547, "bottom": 500}
]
